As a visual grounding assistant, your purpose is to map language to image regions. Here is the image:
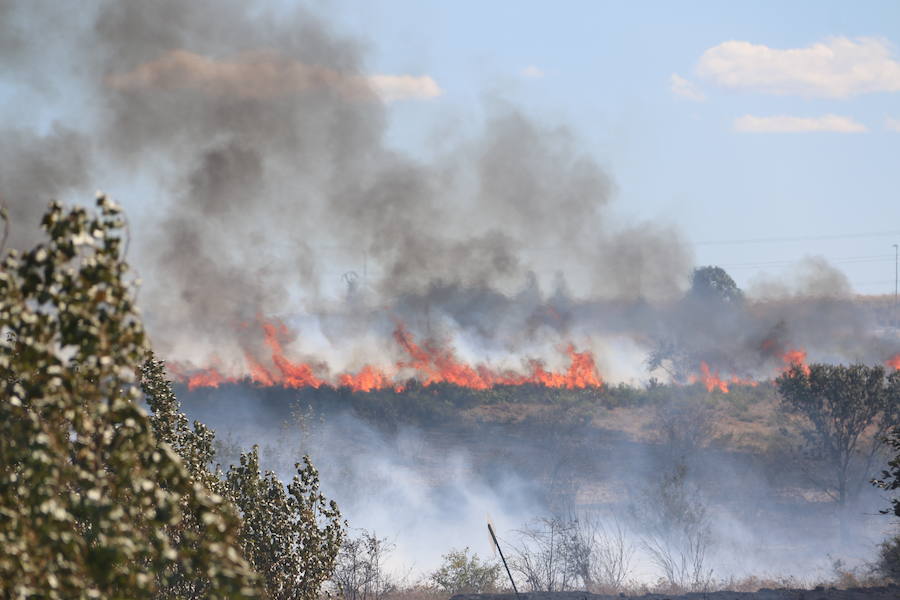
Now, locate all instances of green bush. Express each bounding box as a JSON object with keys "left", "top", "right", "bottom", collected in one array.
[{"left": 430, "top": 547, "right": 501, "bottom": 595}]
